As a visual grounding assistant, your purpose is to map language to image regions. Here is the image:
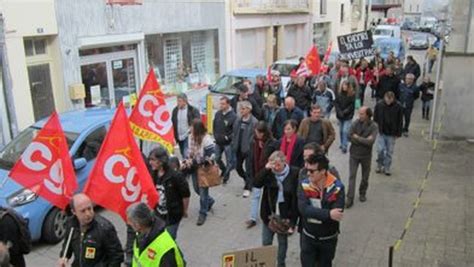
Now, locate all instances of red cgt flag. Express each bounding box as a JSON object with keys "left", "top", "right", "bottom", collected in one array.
[
  {"left": 129, "top": 68, "right": 175, "bottom": 153},
  {"left": 83, "top": 103, "right": 158, "bottom": 221},
  {"left": 9, "top": 112, "right": 78, "bottom": 210},
  {"left": 305, "top": 45, "right": 322, "bottom": 76}
]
